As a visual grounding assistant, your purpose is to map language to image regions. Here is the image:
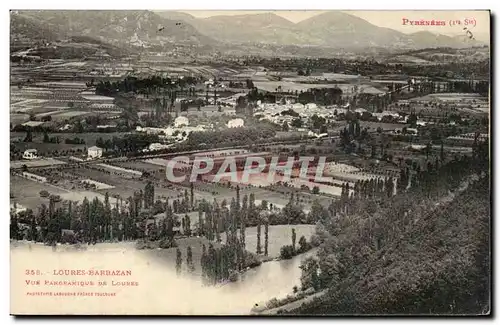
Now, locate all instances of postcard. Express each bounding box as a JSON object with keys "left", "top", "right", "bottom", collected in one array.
[{"left": 10, "top": 9, "right": 491, "bottom": 315}]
